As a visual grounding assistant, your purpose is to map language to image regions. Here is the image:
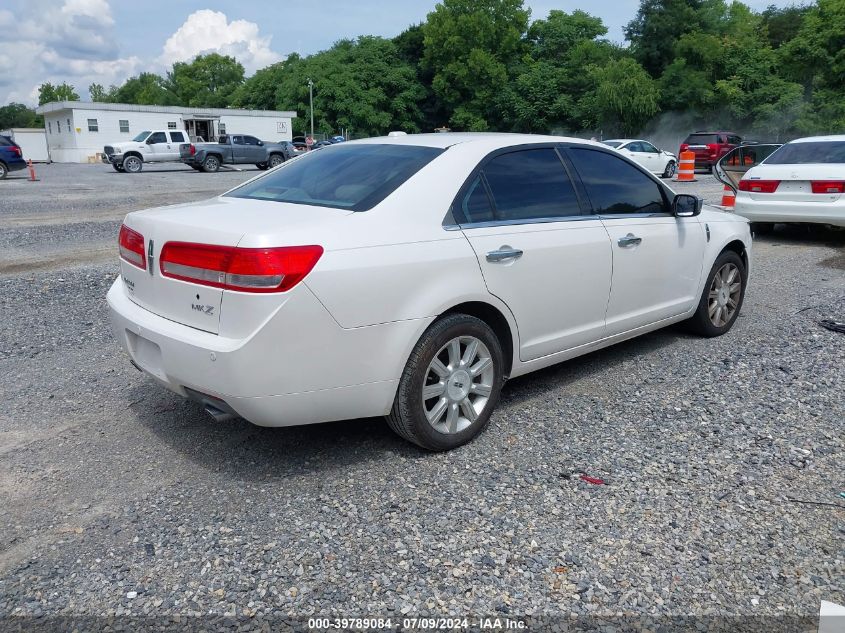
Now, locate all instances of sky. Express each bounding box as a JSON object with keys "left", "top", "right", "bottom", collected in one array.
[{"left": 0, "top": 0, "right": 797, "bottom": 106}]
